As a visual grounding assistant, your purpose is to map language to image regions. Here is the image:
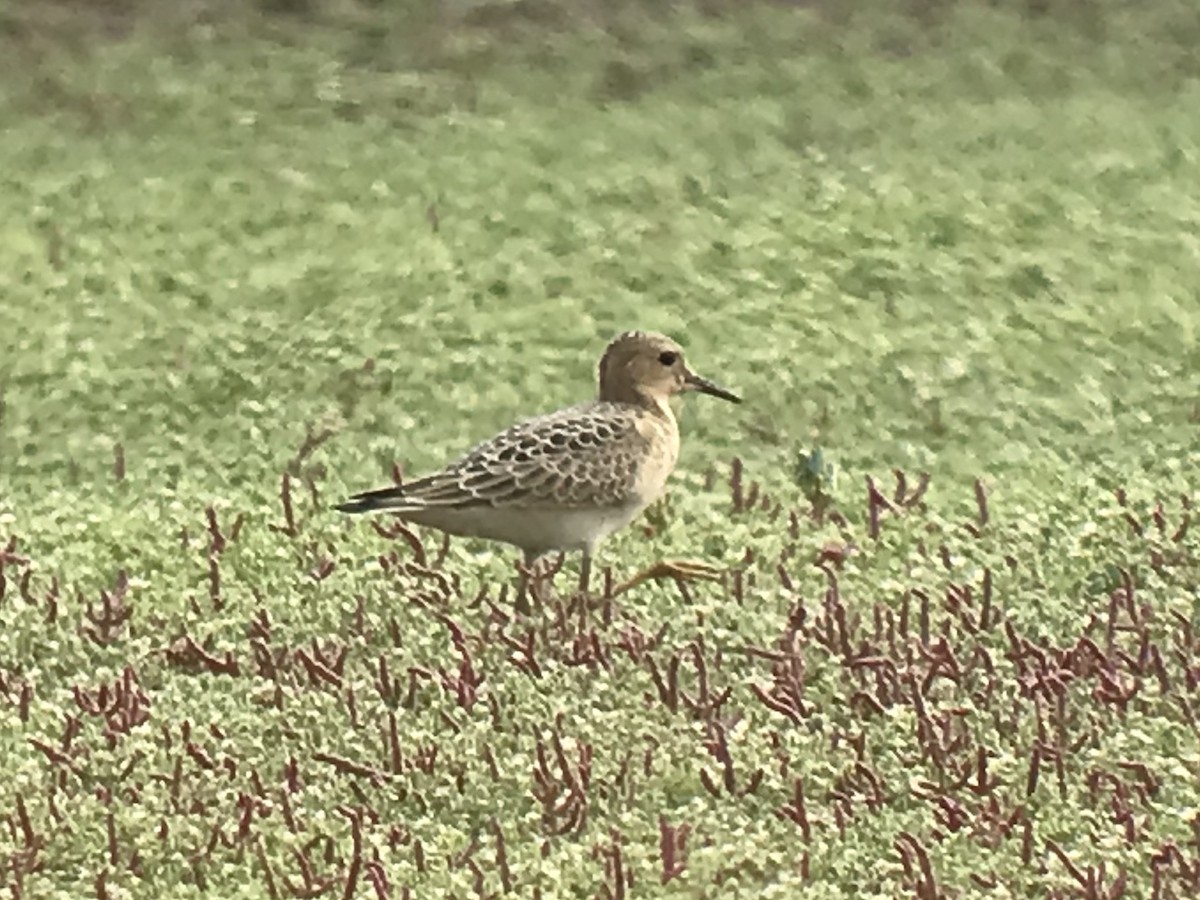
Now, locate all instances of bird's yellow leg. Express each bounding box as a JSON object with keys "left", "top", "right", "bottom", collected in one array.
[
  {"left": 514, "top": 565, "right": 533, "bottom": 615},
  {"left": 613, "top": 558, "right": 724, "bottom": 596}
]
